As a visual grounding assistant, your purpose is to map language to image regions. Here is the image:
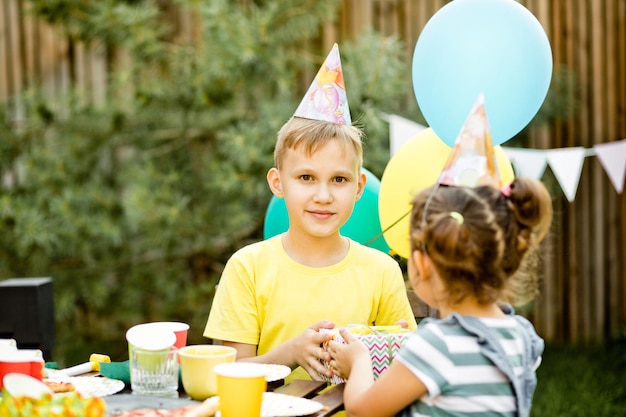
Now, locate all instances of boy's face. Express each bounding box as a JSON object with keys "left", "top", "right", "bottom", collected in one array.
[{"left": 267, "top": 139, "right": 365, "bottom": 240}]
